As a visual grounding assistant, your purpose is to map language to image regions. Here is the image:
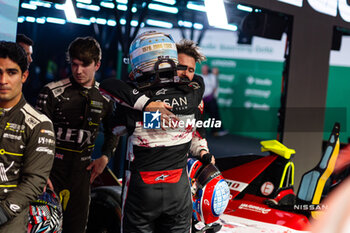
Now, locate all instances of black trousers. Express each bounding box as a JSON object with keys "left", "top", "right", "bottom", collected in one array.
[
  {"left": 204, "top": 97, "right": 223, "bottom": 133},
  {"left": 122, "top": 167, "right": 192, "bottom": 233},
  {"left": 50, "top": 155, "right": 91, "bottom": 233}
]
